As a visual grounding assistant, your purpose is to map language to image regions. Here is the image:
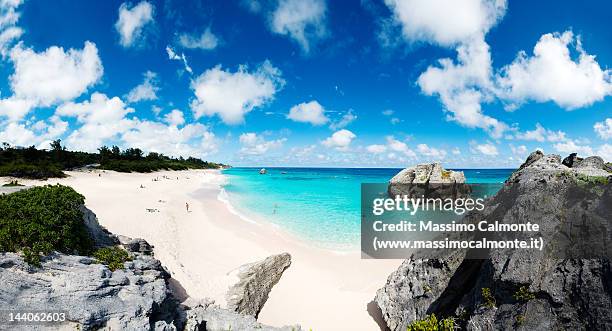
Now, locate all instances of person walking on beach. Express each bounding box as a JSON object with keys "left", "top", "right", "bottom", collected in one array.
[{"left": 186, "top": 202, "right": 190, "bottom": 212}]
